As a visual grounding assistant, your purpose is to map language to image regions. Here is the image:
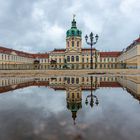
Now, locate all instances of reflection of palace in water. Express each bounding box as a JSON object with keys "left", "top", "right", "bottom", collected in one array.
[
  {"left": 117, "top": 76, "right": 140, "bottom": 101},
  {"left": 49, "top": 76, "right": 119, "bottom": 124},
  {"left": 0, "top": 76, "right": 140, "bottom": 124}
]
